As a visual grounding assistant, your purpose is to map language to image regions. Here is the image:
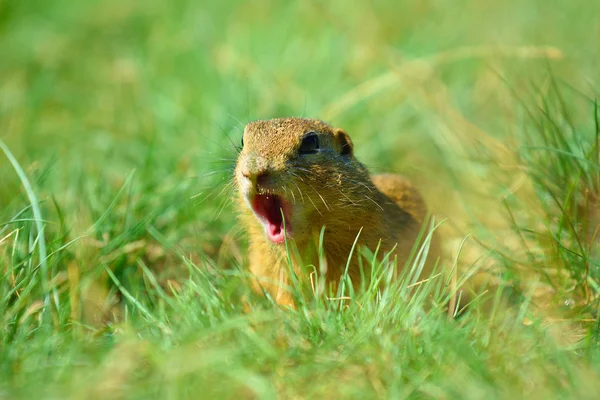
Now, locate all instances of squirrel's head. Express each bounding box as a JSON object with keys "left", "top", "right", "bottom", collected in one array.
[{"left": 235, "top": 117, "right": 365, "bottom": 245}]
